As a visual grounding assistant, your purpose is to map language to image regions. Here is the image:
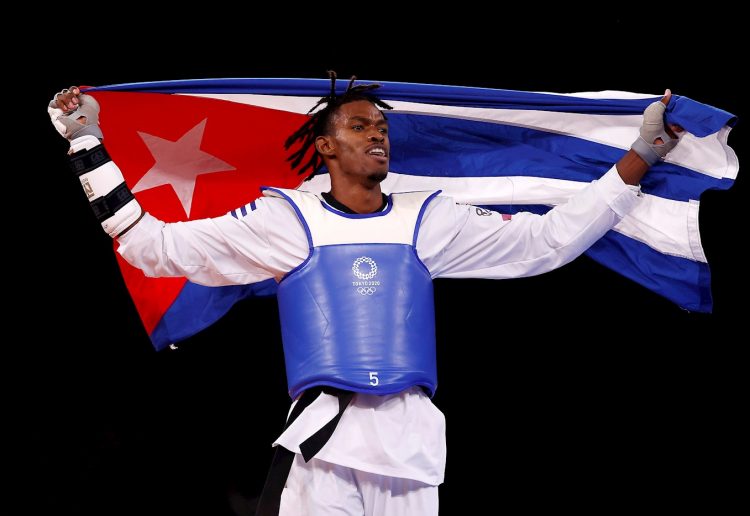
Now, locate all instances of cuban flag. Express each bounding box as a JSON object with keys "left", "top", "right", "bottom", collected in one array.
[{"left": 84, "top": 79, "right": 738, "bottom": 351}]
